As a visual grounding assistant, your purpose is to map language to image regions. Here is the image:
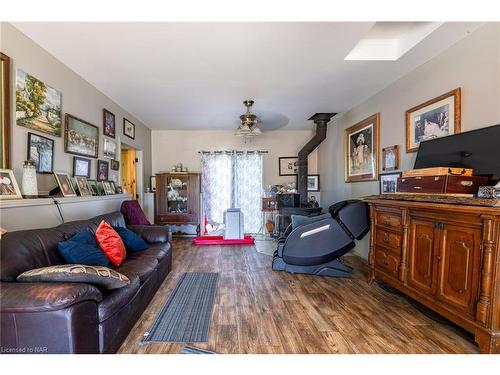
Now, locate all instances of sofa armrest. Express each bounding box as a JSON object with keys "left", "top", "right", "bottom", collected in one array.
[
  {"left": 127, "top": 225, "right": 172, "bottom": 244},
  {"left": 0, "top": 282, "right": 103, "bottom": 313}
]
